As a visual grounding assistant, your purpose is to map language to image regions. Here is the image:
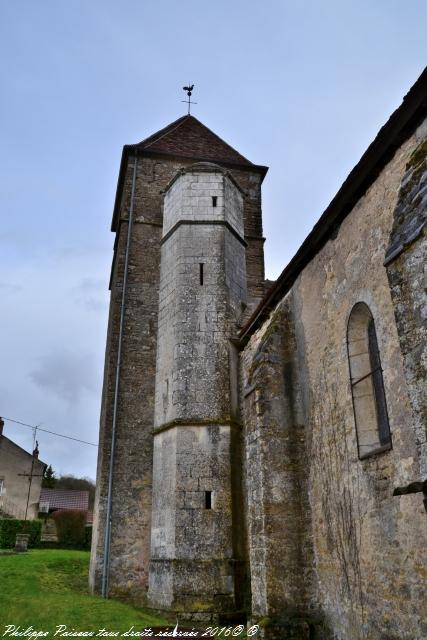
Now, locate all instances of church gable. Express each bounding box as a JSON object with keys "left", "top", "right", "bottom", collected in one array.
[{"left": 134, "top": 114, "right": 253, "bottom": 166}]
